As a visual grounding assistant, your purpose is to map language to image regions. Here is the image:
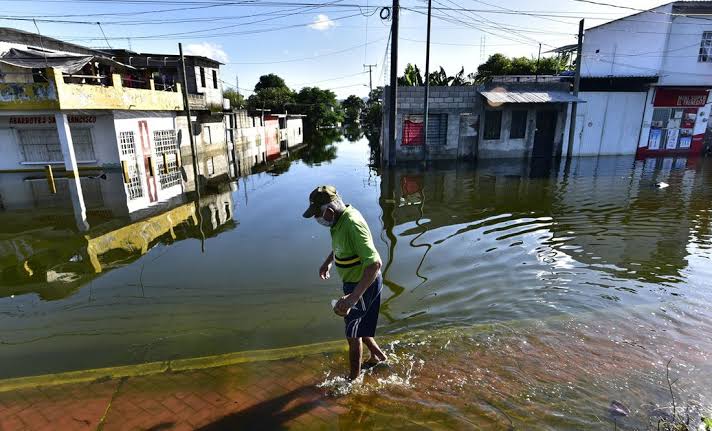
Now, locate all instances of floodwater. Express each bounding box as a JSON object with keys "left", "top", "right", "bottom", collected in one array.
[{"left": 1, "top": 133, "right": 712, "bottom": 429}]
